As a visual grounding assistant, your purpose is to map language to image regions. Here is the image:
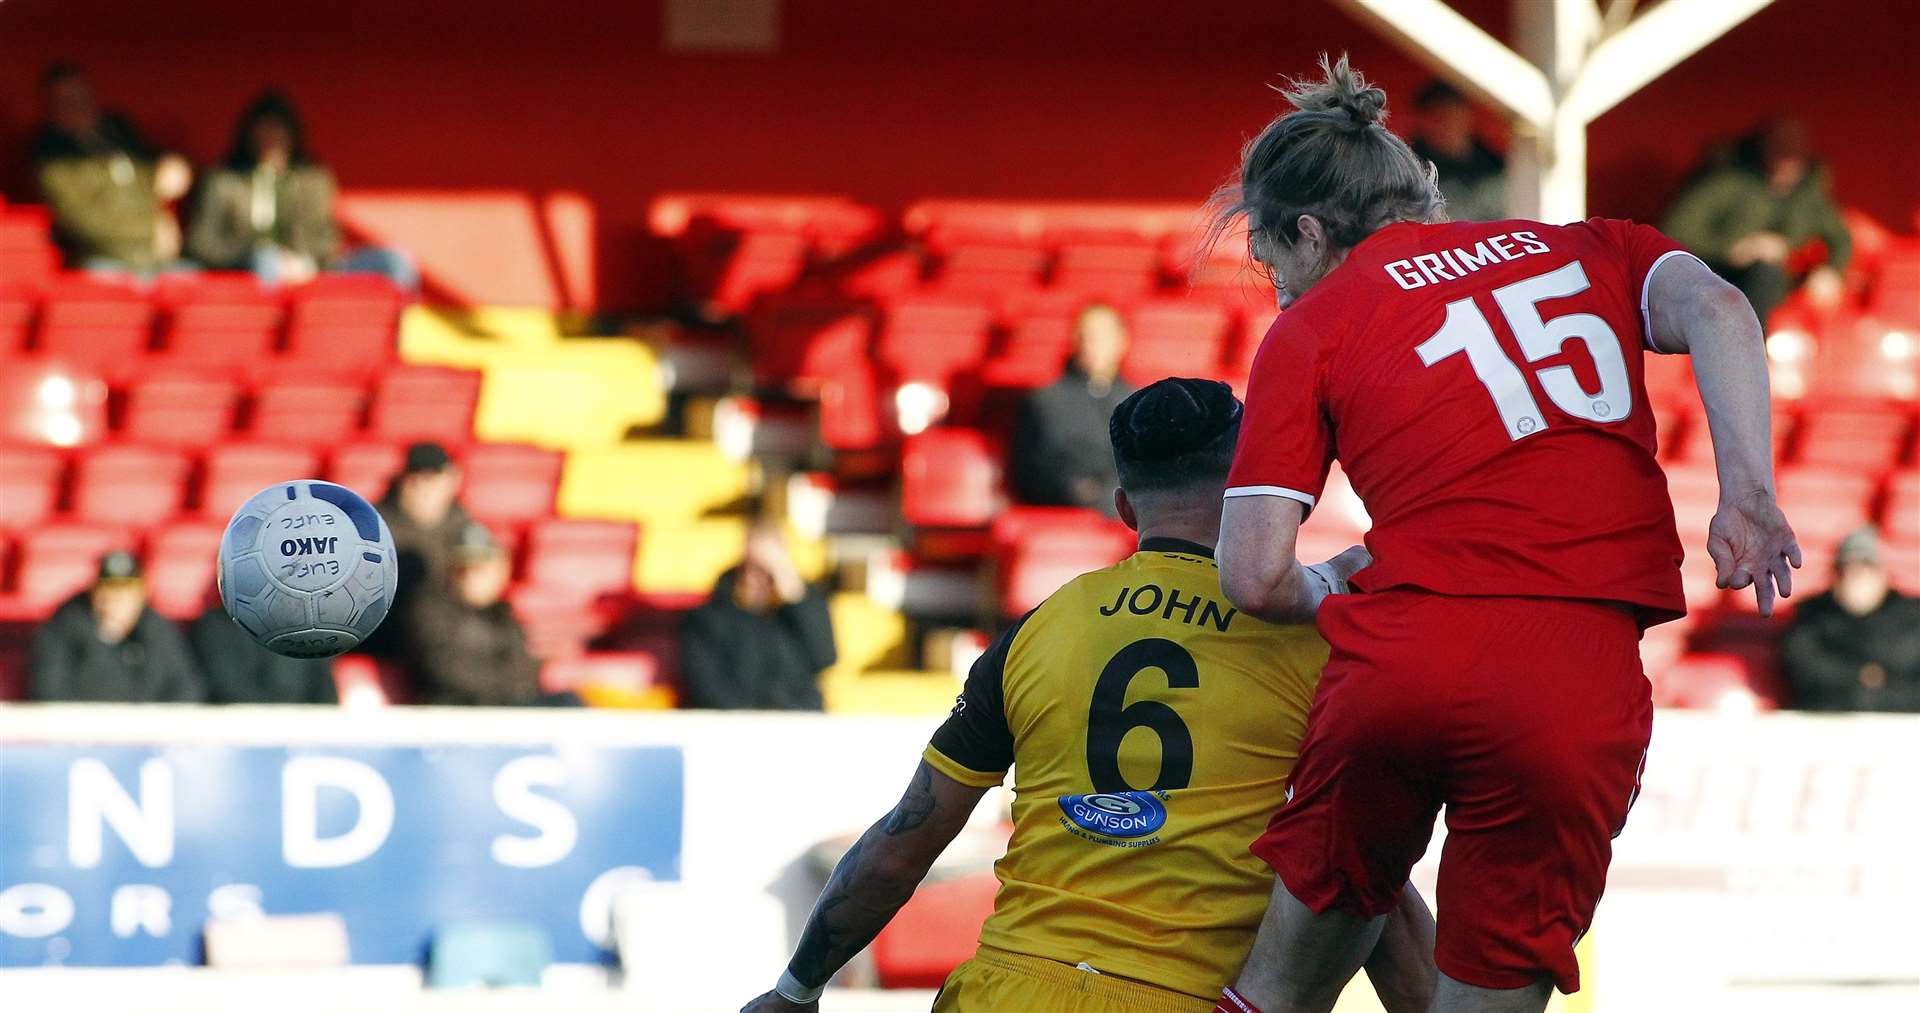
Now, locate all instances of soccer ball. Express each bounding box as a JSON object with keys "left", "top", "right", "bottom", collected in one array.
[{"left": 218, "top": 480, "right": 399, "bottom": 659}]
